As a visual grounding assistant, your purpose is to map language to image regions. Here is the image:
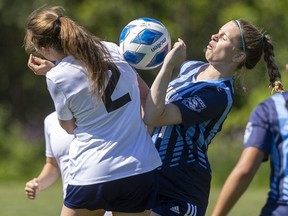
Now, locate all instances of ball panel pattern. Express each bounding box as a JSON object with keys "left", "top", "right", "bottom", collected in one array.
[
  {"left": 146, "top": 43, "right": 170, "bottom": 68},
  {"left": 133, "top": 29, "right": 163, "bottom": 45},
  {"left": 119, "top": 17, "right": 171, "bottom": 70}
]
